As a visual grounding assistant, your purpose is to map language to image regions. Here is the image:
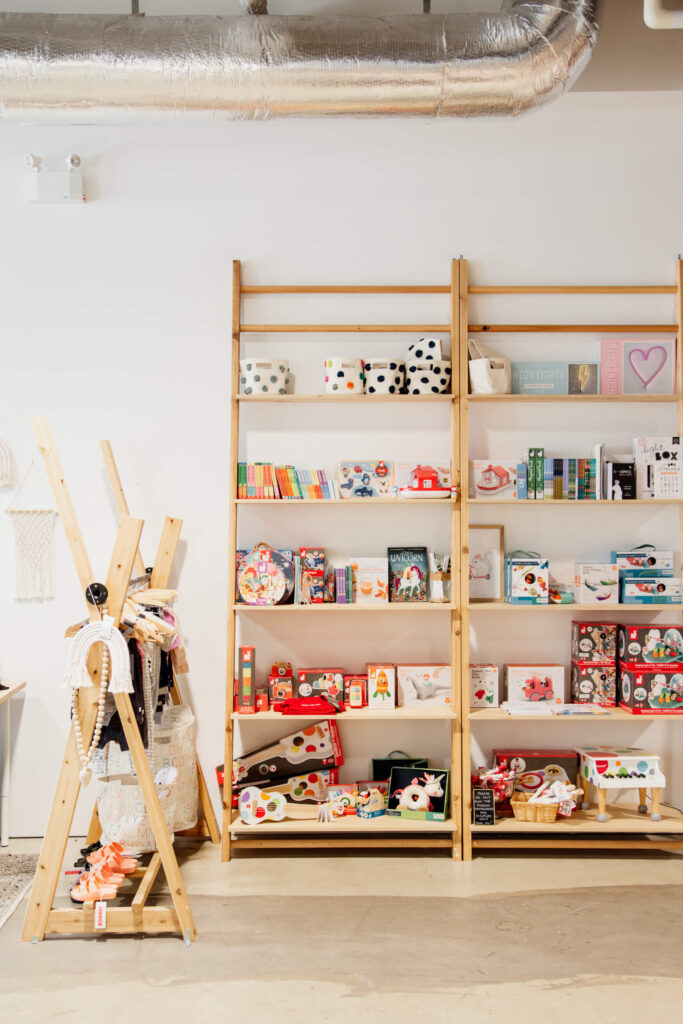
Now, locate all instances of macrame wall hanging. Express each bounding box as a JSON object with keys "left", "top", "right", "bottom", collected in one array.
[
  {"left": 6, "top": 460, "right": 59, "bottom": 601},
  {"left": 0, "top": 439, "right": 12, "bottom": 488}
]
